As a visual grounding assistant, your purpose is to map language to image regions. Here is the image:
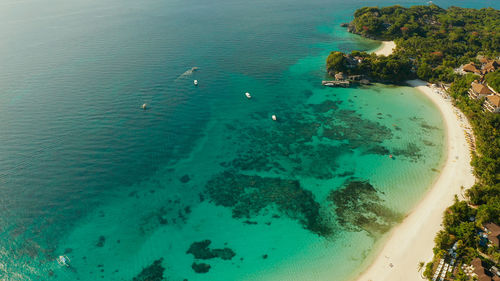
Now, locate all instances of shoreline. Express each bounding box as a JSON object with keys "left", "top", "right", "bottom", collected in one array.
[
  {"left": 371, "top": 41, "right": 396, "bottom": 56},
  {"left": 353, "top": 79, "right": 476, "bottom": 281}
]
